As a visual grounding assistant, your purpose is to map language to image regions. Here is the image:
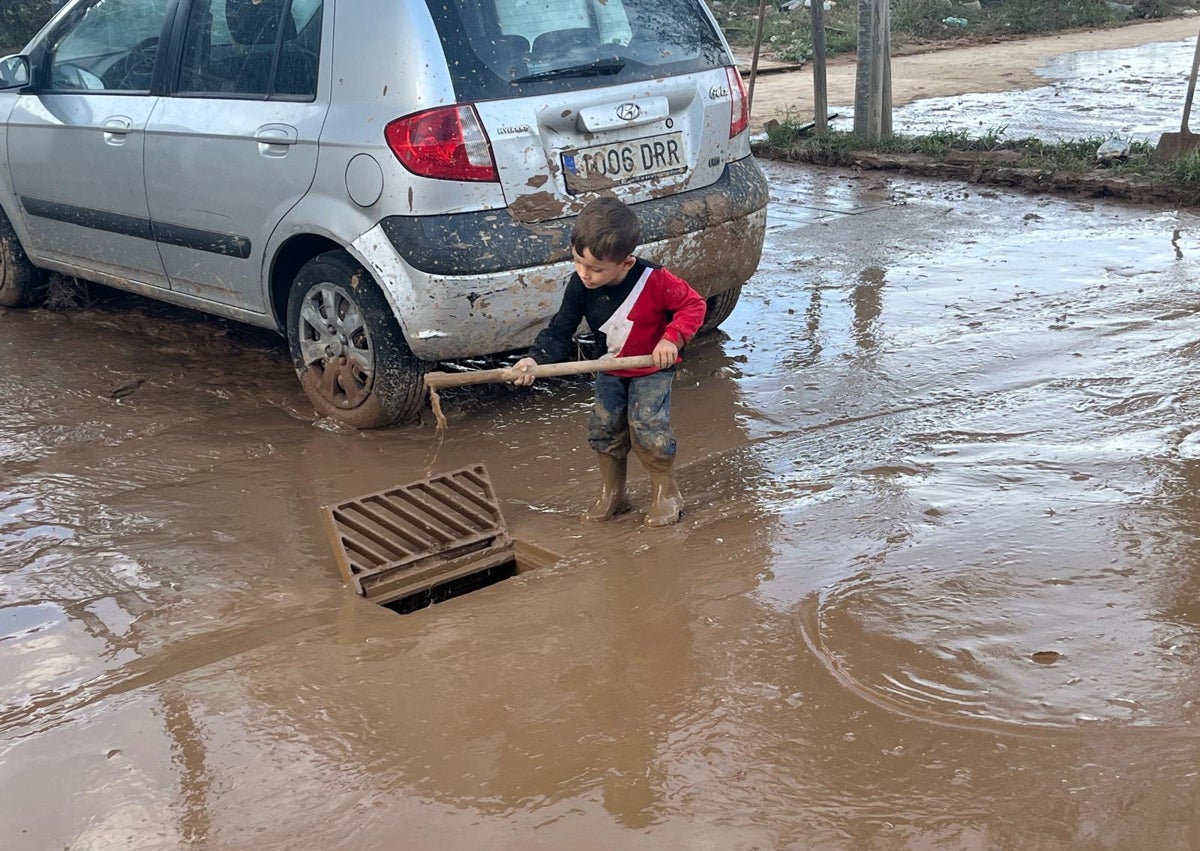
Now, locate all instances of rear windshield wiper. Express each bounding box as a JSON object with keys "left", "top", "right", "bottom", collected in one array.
[{"left": 512, "top": 58, "right": 626, "bottom": 84}]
